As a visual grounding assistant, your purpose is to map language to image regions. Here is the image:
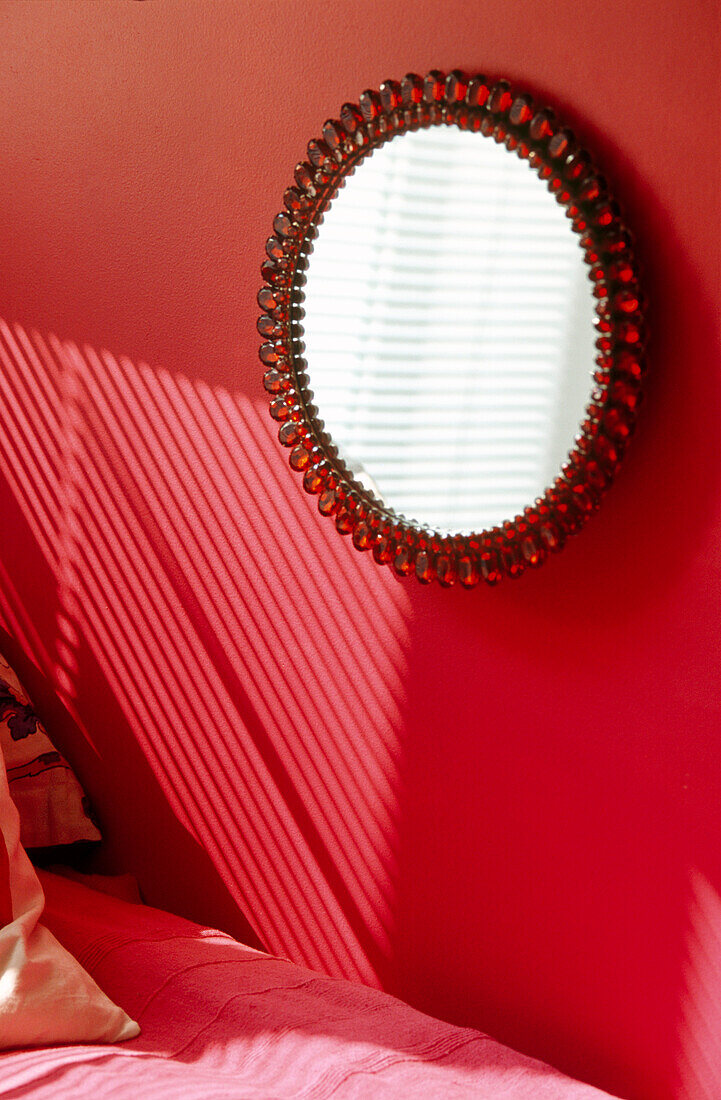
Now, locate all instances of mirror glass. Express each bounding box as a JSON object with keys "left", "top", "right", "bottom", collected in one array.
[{"left": 299, "top": 126, "right": 597, "bottom": 534}]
